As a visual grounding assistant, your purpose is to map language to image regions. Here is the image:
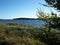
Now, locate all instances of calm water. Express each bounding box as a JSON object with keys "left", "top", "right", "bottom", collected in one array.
[{"left": 0, "top": 20, "right": 45, "bottom": 27}]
